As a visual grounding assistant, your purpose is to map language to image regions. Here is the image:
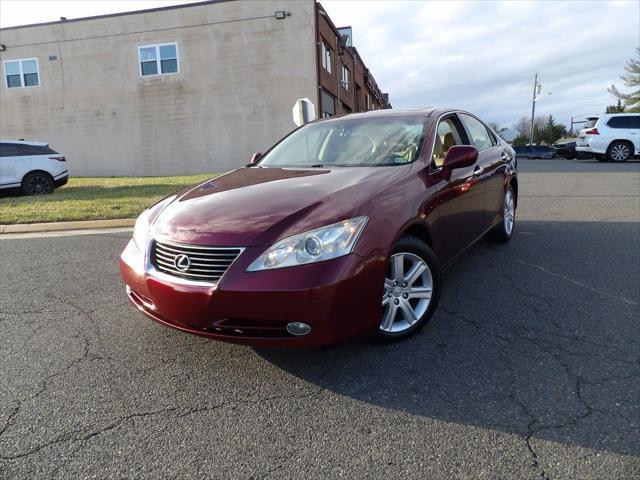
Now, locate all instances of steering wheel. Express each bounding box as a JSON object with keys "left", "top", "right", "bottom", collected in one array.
[{"left": 375, "top": 153, "right": 406, "bottom": 165}]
